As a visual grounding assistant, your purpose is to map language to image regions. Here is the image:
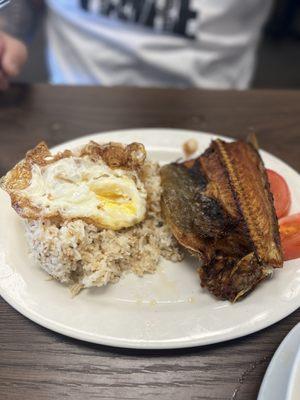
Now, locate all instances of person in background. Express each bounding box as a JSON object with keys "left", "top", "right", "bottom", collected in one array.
[{"left": 0, "top": 0, "right": 273, "bottom": 90}]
